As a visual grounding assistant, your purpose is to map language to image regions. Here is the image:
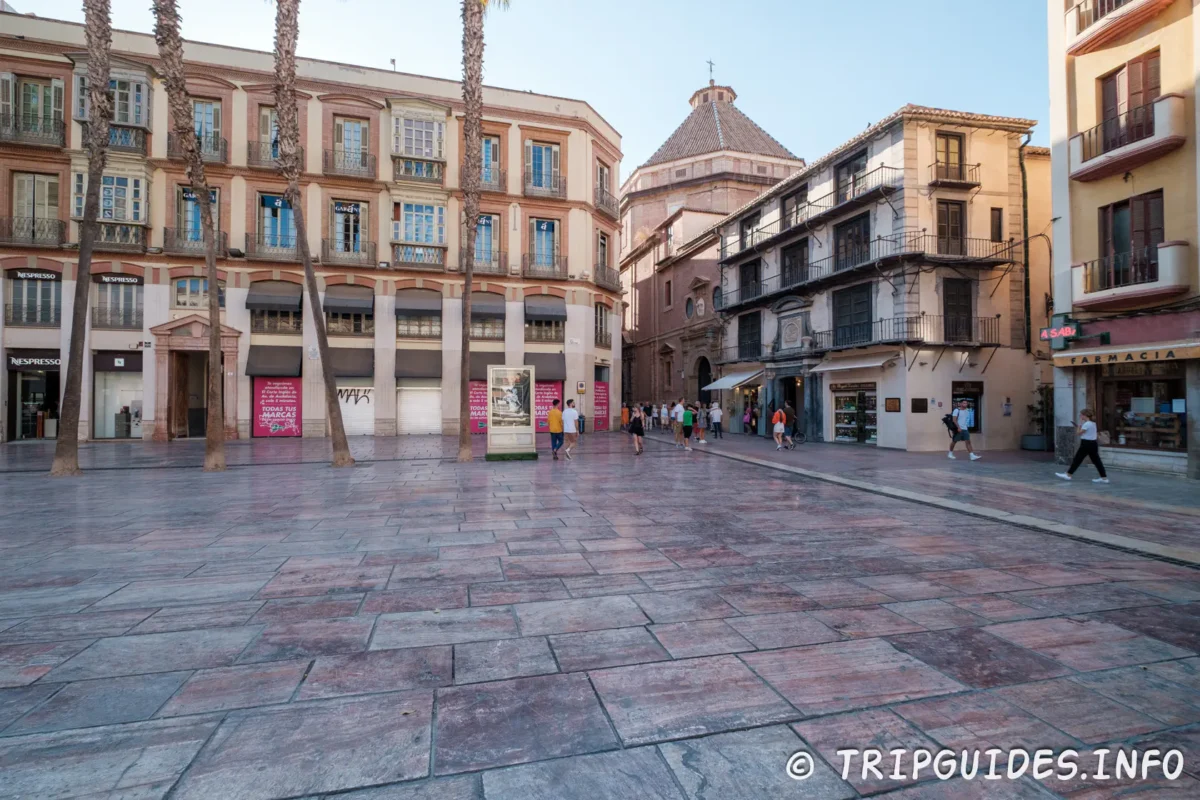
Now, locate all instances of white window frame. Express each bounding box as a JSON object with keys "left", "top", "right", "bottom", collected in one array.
[
  {"left": 395, "top": 202, "right": 445, "bottom": 244},
  {"left": 173, "top": 277, "right": 225, "bottom": 309},
  {"left": 393, "top": 115, "right": 444, "bottom": 159},
  {"left": 73, "top": 172, "right": 145, "bottom": 223}
]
